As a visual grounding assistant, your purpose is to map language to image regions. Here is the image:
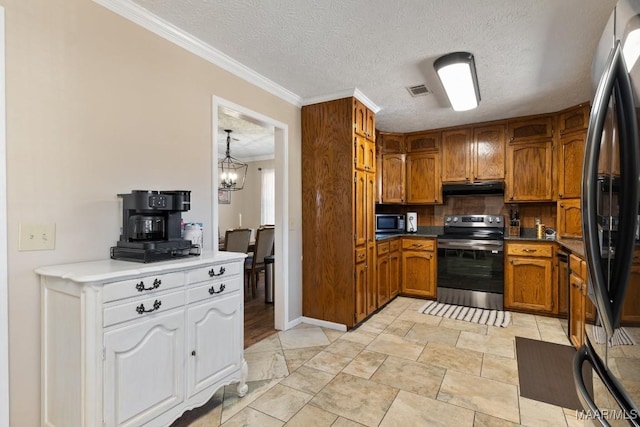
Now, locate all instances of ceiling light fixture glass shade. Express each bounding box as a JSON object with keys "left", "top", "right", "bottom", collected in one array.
[
  {"left": 218, "top": 129, "right": 248, "bottom": 191},
  {"left": 434, "top": 52, "right": 481, "bottom": 111}
]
